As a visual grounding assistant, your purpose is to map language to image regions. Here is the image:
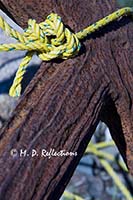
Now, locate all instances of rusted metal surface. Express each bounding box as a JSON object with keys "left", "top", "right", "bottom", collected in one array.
[{"left": 0, "top": 0, "right": 132, "bottom": 199}]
